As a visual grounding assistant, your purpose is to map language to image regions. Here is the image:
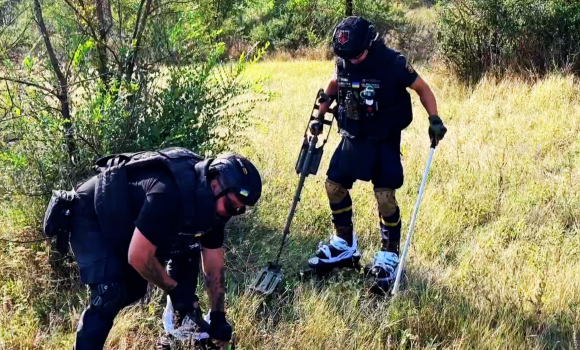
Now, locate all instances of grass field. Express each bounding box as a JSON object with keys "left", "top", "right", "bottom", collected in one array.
[{"left": 1, "top": 60, "right": 580, "bottom": 349}]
